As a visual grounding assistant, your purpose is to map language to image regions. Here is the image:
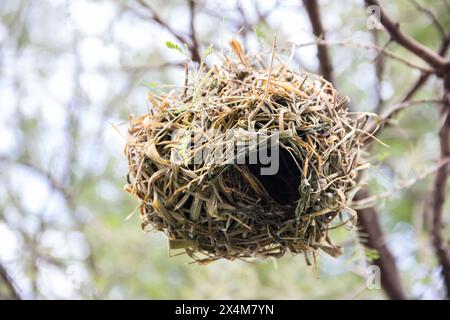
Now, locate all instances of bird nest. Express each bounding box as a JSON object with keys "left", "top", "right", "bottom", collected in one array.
[{"left": 124, "top": 40, "right": 376, "bottom": 264}]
